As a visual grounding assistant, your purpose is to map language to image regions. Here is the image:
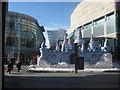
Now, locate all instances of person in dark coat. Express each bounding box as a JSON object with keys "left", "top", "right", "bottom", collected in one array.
[
  {"left": 16, "top": 61, "right": 21, "bottom": 72},
  {"left": 11, "top": 61, "right": 13, "bottom": 71},
  {"left": 7, "top": 61, "right": 12, "bottom": 73}
]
